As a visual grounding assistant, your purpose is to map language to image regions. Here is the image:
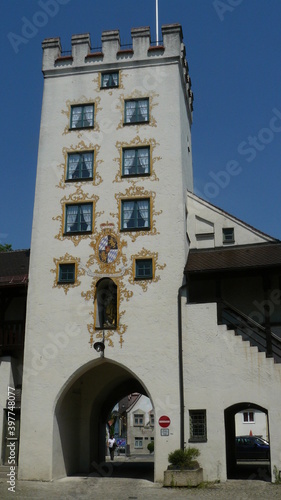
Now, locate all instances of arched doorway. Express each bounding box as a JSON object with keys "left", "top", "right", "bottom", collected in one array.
[
  {"left": 52, "top": 359, "right": 154, "bottom": 480},
  {"left": 225, "top": 402, "right": 270, "bottom": 481}
]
